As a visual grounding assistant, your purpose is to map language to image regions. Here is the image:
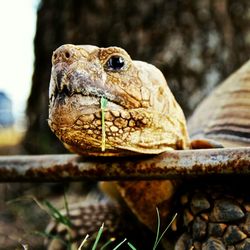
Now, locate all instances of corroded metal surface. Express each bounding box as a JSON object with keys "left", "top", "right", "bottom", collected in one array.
[{"left": 0, "top": 147, "right": 249, "bottom": 182}]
